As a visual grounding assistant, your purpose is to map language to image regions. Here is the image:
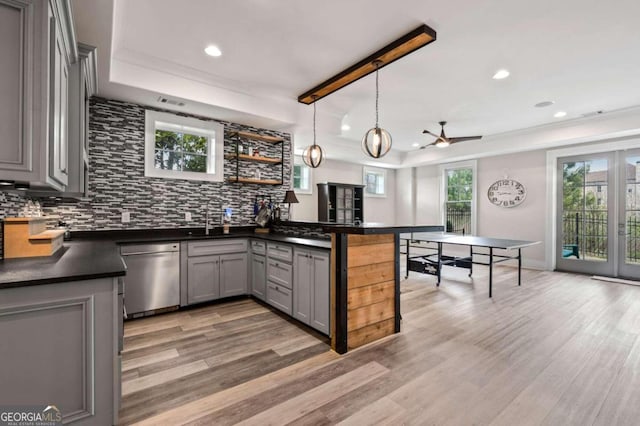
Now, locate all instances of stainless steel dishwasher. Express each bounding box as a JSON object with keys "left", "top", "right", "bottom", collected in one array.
[{"left": 120, "top": 242, "right": 180, "bottom": 316}]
